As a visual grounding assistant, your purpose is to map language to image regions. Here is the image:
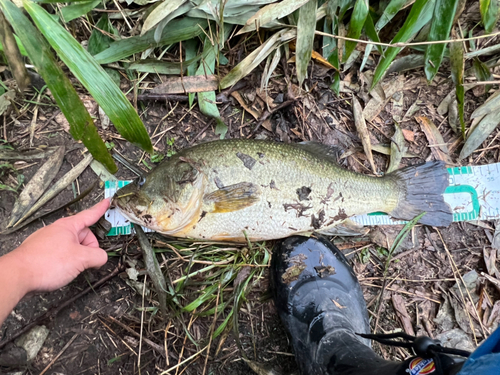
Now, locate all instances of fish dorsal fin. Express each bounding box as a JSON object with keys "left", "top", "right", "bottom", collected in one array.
[
  {"left": 293, "top": 142, "right": 340, "bottom": 163},
  {"left": 203, "top": 182, "right": 261, "bottom": 213}
]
